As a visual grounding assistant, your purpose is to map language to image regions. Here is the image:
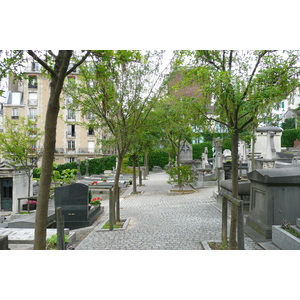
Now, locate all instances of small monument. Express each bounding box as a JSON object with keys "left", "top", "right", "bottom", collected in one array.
[{"left": 179, "top": 140, "right": 193, "bottom": 163}]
